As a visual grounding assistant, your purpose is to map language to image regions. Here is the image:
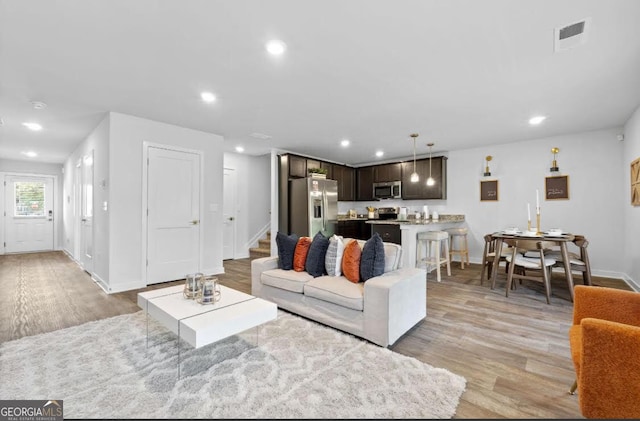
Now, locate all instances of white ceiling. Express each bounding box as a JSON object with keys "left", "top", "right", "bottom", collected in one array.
[{"left": 1, "top": 0, "right": 639, "bottom": 166}]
